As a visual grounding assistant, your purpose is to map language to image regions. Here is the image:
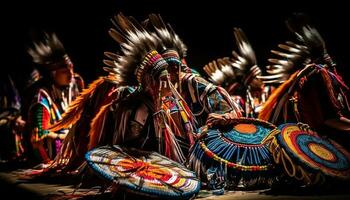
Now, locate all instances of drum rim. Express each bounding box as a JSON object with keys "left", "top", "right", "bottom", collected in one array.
[
  {"left": 85, "top": 145, "right": 201, "bottom": 198},
  {"left": 275, "top": 123, "right": 350, "bottom": 181},
  {"left": 197, "top": 117, "right": 278, "bottom": 171}
]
